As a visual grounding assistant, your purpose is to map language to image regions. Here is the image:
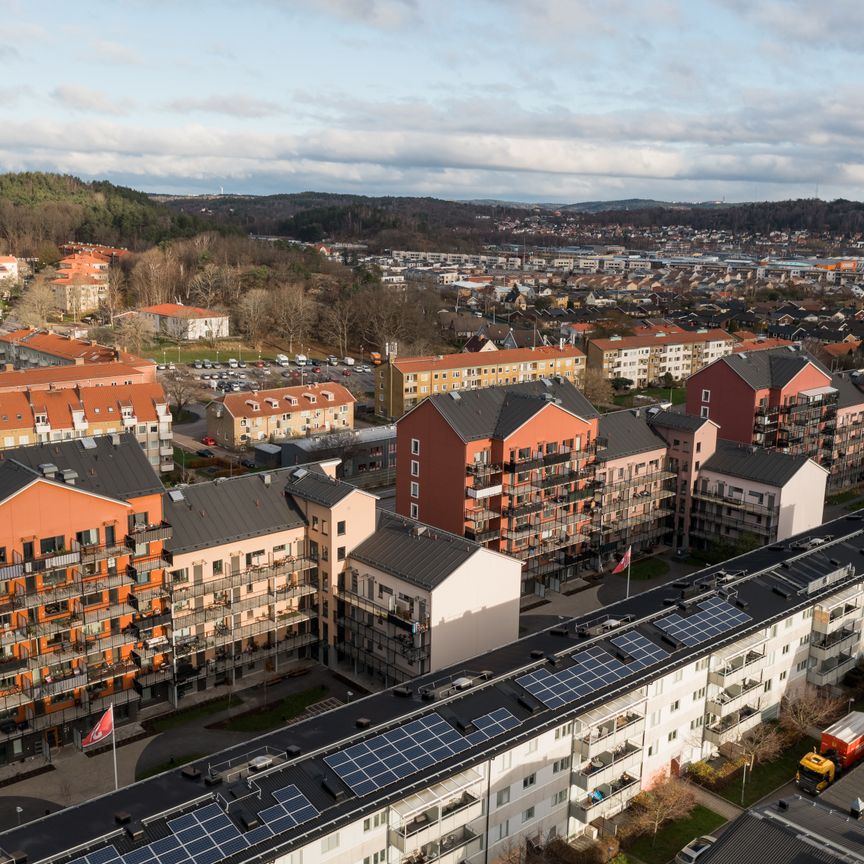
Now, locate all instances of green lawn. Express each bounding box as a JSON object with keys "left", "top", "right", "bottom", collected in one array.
[
  {"left": 827, "top": 488, "right": 864, "bottom": 506},
  {"left": 147, "top": 695, "right": 241, "bottom": 733},
  {"left": 714, "top": 737, "right": 818, "bottom": 807},
  {"left": 624, "top": 805, "right": 726, "bottom": 864},
  {"left": 136, "top": 752, "right": 207, "bottom": 781},
  {"left": 213, "top": 686, "right": 328, "bottom": 733},
  {"left": 620, "top": 558, "right": 670, "bottom": 582},
  {"left": 144, "top": 340, "right": 266, "bottom": 364}
]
